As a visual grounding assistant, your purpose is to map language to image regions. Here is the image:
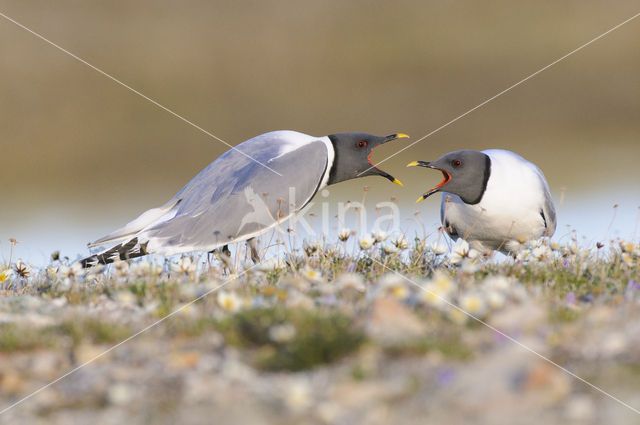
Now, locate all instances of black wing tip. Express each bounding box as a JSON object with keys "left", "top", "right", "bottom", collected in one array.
[{"left": 80, "top": 238, "right": 149, "bottom": 268}]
